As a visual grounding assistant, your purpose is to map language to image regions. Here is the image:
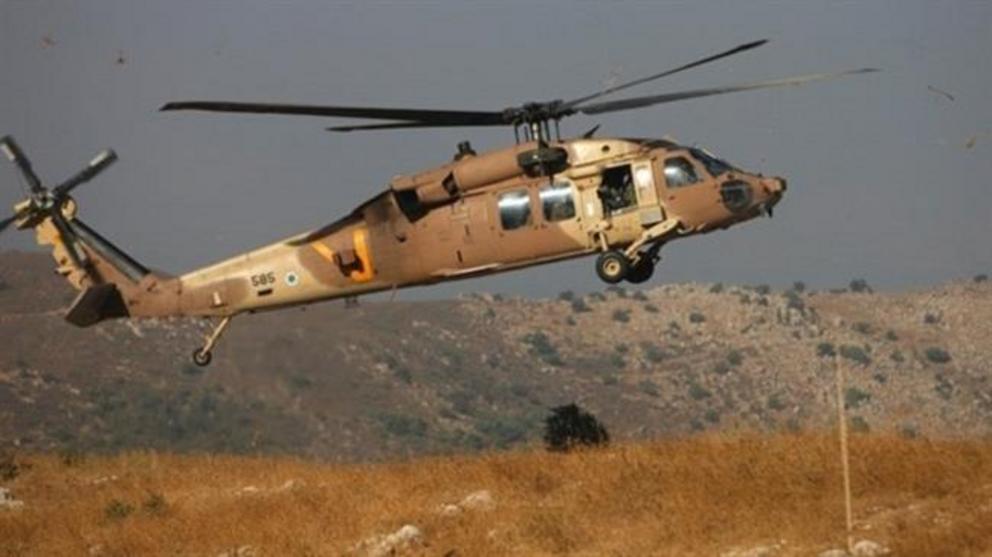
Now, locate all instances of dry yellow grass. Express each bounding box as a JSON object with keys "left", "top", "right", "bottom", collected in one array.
[{"left": 2, "top": 433, "right": 992, "bottom": 556}]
